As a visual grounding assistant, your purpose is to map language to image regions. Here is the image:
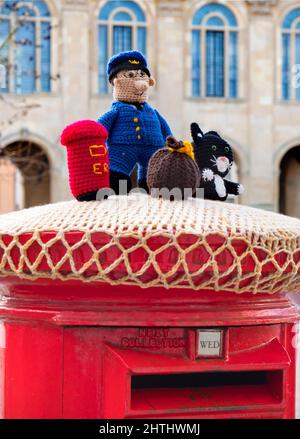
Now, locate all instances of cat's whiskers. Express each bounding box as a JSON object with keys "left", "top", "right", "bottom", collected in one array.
[{"left": 210, "top": 155, "right": 217, "bottom": 167}]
